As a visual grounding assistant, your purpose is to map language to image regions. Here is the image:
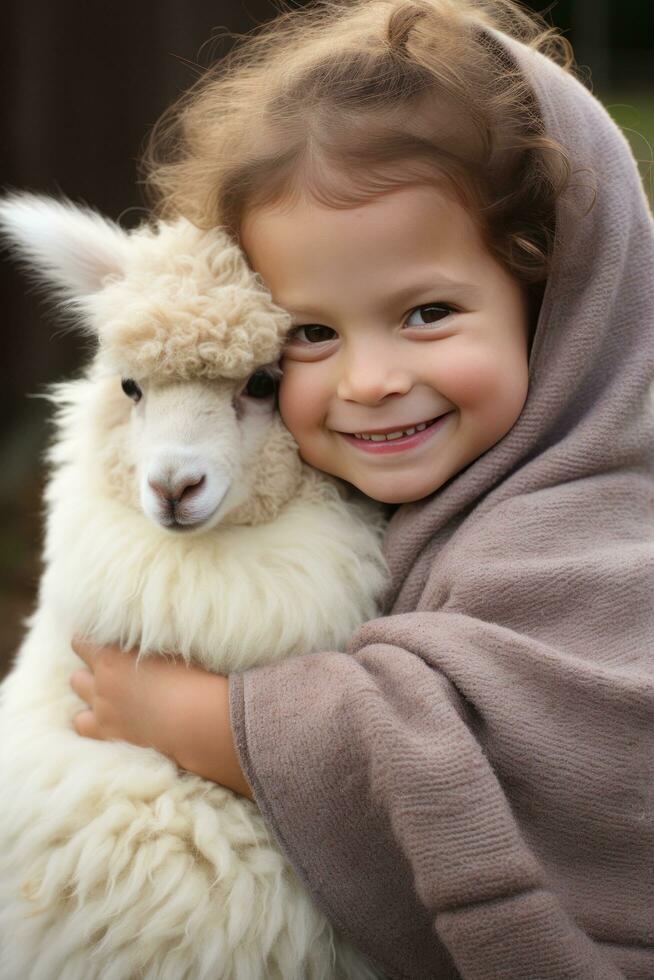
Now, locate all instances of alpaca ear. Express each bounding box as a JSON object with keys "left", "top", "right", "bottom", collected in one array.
[{"left": 0, "top": 192, "right": 129, "bottom": 301}]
